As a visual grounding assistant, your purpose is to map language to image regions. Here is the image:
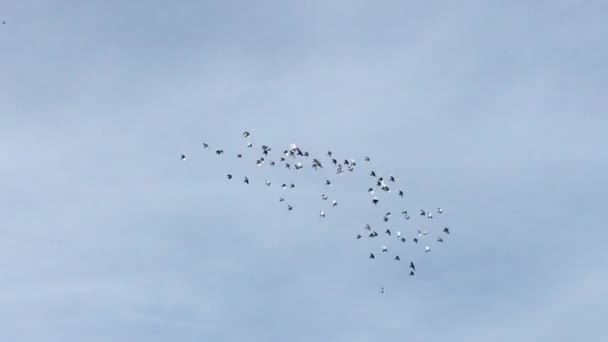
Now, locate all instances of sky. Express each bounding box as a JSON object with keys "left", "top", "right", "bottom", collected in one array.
[{"left": 1, "top": 1, "right": 607, "bottom": 341}]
